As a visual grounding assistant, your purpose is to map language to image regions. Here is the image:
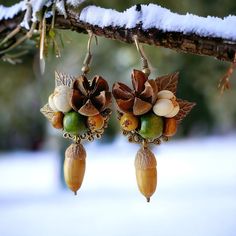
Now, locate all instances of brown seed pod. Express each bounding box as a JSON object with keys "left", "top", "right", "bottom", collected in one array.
[
  {"left": 64, "top": 143, "right": 86, "bottom": 195},
  {"left": 135, "top": 147, "right": 157, "bottom": 202},
  {"left": 163, "top": 118, "right": 177, "bottom": 137}
]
